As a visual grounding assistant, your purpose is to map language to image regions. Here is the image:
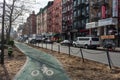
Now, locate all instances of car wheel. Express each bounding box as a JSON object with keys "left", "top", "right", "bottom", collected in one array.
[
  {"left": 84, "top": 45, "right": 88, "bottom": 49},
  {"left": 112, "top": 46, "right": 115, "bottom": 50},
  {"left": 73, "top": 44, "right": 76, "bottom": 47}
]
